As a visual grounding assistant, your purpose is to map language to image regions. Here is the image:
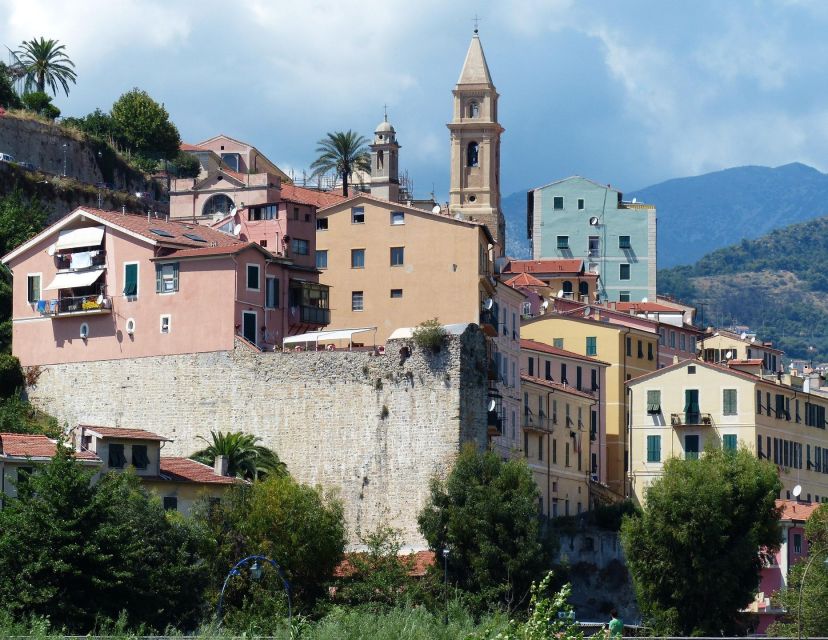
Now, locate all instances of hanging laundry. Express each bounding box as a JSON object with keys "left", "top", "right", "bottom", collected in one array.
[
  {"left": 36, "top": 300, "right": 46, "bottom": 313},
  {"left": 70, "top": 251, "right": 93, "bottom": 269}
]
